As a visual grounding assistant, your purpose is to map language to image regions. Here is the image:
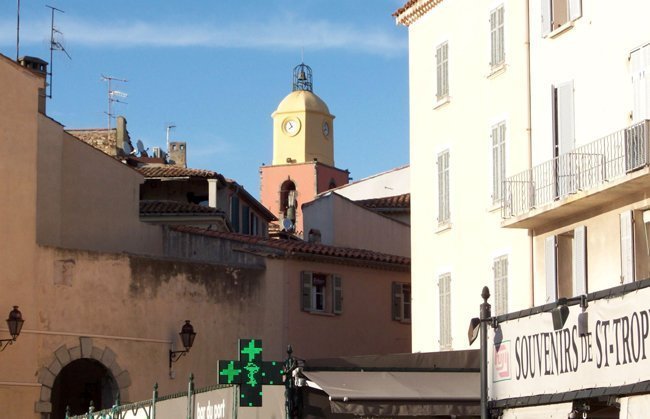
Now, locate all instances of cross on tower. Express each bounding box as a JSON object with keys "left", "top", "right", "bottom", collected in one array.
[{"left": 218, "top": 339, "right": 284, "bottom": 407}]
